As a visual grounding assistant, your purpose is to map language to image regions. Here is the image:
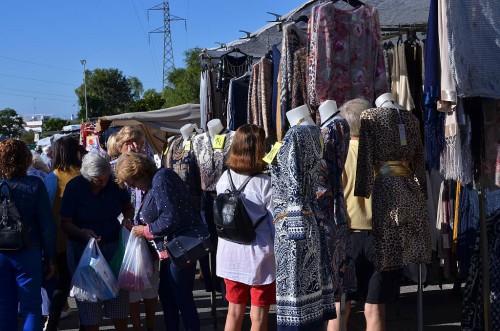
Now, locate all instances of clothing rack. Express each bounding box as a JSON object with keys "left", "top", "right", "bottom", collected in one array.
[{"left": 381, "top": 24, "right": 428, "bottom": 40}]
